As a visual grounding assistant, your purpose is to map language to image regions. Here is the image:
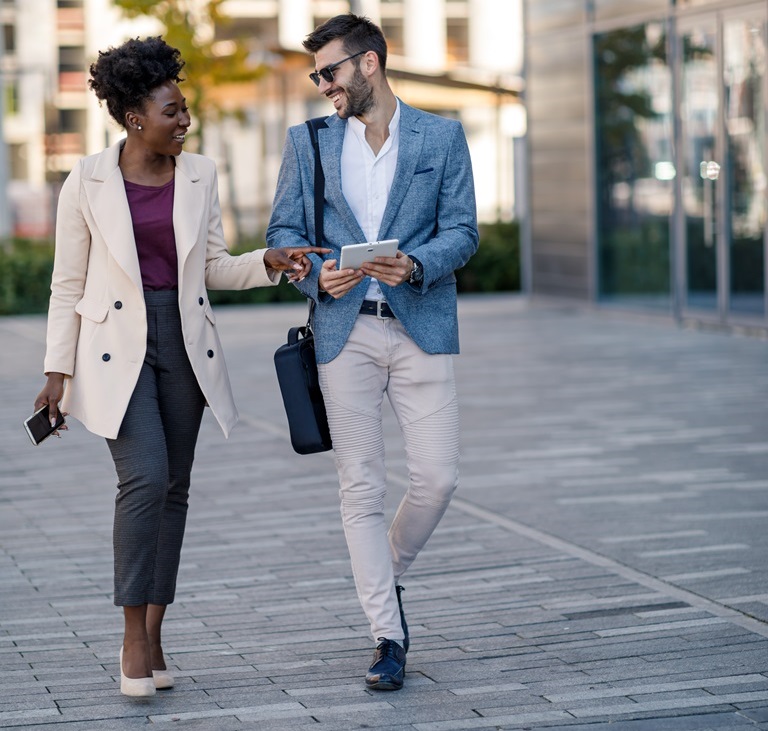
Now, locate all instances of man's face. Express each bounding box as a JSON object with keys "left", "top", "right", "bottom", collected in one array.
[{"left": 313, "top": 39, "right": 374, "bottom": 119}]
